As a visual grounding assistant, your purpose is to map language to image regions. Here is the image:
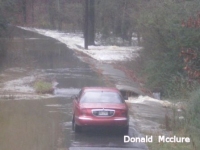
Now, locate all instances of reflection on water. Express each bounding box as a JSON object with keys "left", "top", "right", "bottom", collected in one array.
[
  {"left": 3, "top": 28, "right": 86, "bottom": 70},
  {"left": 0, "top": 27, "right": 104, "bottom": 94},
  {"left": 0, "top": 99, "right": 68, "bottom": 150},
  {"left": 0, "top": 27, "right": 105, "bottom": 150}
]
